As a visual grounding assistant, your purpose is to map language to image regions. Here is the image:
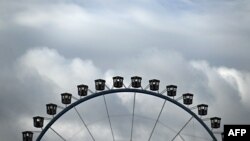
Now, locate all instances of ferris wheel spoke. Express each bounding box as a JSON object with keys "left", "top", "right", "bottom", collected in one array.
[
  {"left": 156, "top": 121, "right": 186, "bottom": 141},
  {"left": 171, "top": 116, "right": 194, "bottom": 141},
  {"left": 103, "top": 95, "right": 115, "bottom": 141},
  {"left": 179, "top": 134, "right": 185, "bottom": 141},
  {"left": 148, "top": 99, "right": 167, "bottom": 141},
  {"left": 49, "top": 127, "right": 67, "bottom": 141},
  {"left": 73, "top": 107, "right": 95, "bottom": 141},
  {"left": 130, "top": 92, "right": 137, "bottom": 141}
]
